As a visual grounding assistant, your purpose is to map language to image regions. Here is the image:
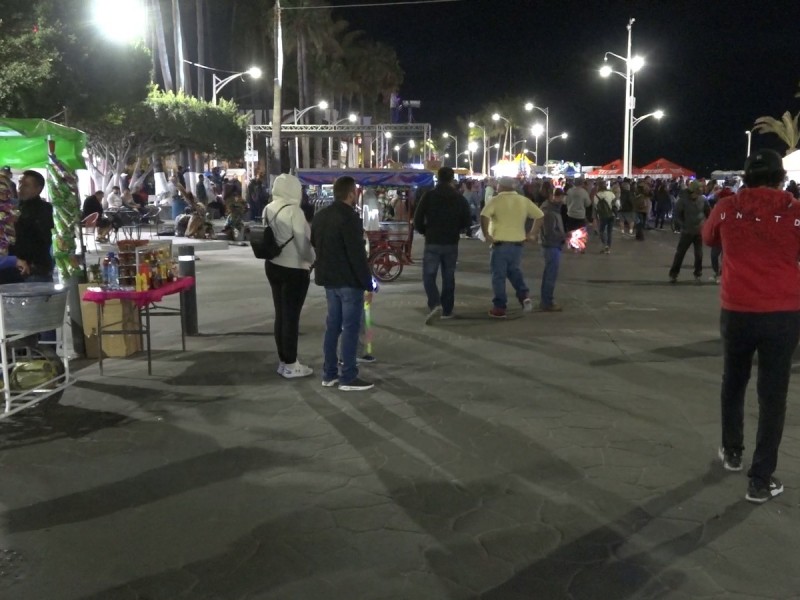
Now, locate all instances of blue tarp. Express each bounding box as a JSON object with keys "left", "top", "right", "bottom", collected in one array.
[{"left": 296, "top": 169, "right": 434, "bottom": 187}]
